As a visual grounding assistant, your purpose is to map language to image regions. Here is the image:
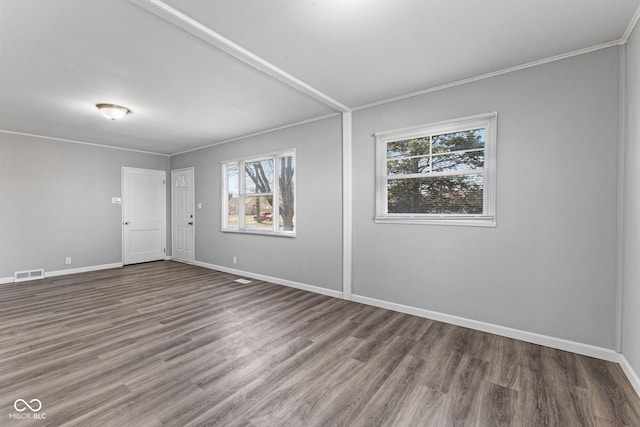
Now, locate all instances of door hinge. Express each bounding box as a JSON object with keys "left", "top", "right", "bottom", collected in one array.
[
  {"left": 163, "top": 179, "right": 166, "bottom": 185},
  {"left": 163, "top": 248, "right": 166, "bottom": 253}
]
